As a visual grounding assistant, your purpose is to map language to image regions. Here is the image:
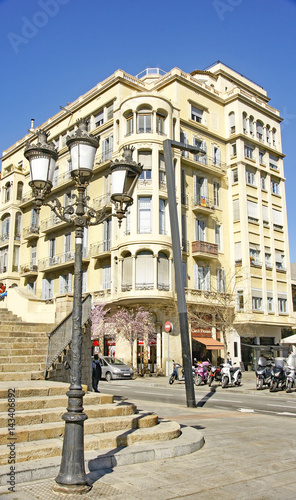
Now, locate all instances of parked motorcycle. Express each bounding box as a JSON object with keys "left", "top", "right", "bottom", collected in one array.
[
  {"left": 208, "top": 364, "right": 222, "bottom": 386},
  {"left": 285, "top": 353, "right": 296, "bottom": 393},
  {"left": 221, "top": 362, "right": 242, "bottom": 388},
  {"left": 194, "top": 361, "right": 210, "bottom": 386},
  {"left": 269, "top": 358, "right": 286, "bottom": 392},
  {"left": 255, "top": 357, "right": 273, "bottom": 390}
]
